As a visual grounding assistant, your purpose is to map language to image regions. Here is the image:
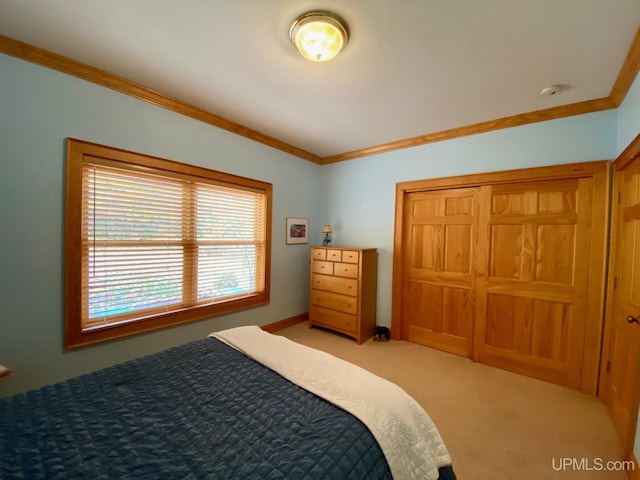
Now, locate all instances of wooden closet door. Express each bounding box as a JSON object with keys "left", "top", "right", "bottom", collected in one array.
[
  {"left": 476, "top": 179, "right": 591, "bottom": 389},
  {"left": 402, "top": 188, "right": 478, "bottom": 357}
]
